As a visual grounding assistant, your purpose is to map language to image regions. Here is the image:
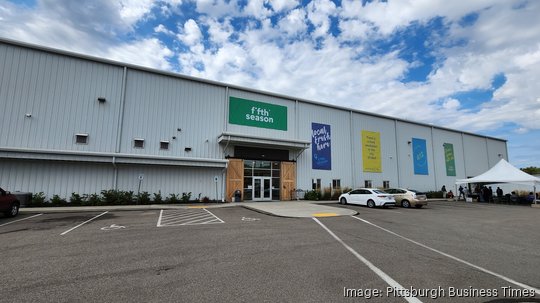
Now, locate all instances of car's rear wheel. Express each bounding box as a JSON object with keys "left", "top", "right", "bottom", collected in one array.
[
  {"left": 367, "top": 200, "right": 375, "bottom": 208},
  {"left": 340, "top": 198, "right": 347, "bottom": 205},
  {"left": 402, "top": 200, "right": 411, "bottom": 208},
  {"left": 5, "top": 202, "right": 19, "bottom": 217},
  {"left": 415, "top": 204, "right": 423, "bottom": 209}
]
